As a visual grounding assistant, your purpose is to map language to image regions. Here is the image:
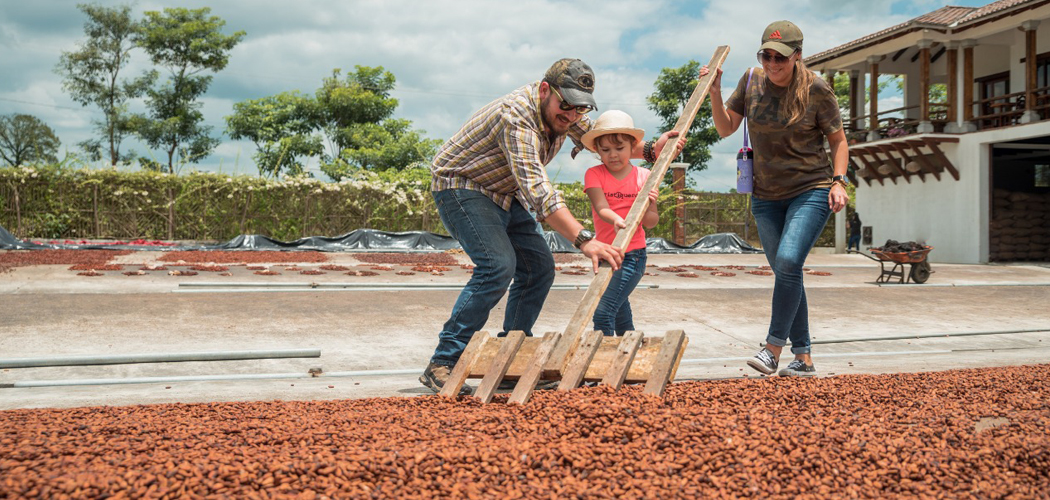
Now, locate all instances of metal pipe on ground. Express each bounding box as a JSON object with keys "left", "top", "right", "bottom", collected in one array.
[
  {"left": 12, "top": 347, "right": 1050, "bottom": 388},
  {"left": 807, "top": 328, "right": 1049, "bottom": 346},
  {"left": 0, "top": 349, "right": 321, "bottom": 369}
]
